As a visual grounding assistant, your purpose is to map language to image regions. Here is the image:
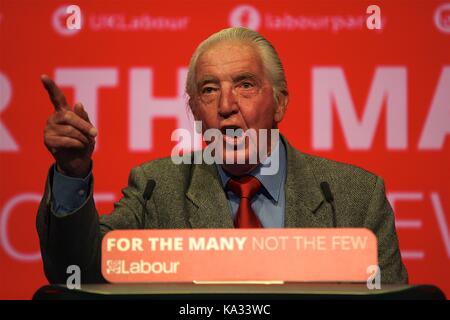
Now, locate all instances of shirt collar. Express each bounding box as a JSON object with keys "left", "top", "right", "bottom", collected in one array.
[{"left": 216, "top": 138, "right": 287, "bottom": 203}]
